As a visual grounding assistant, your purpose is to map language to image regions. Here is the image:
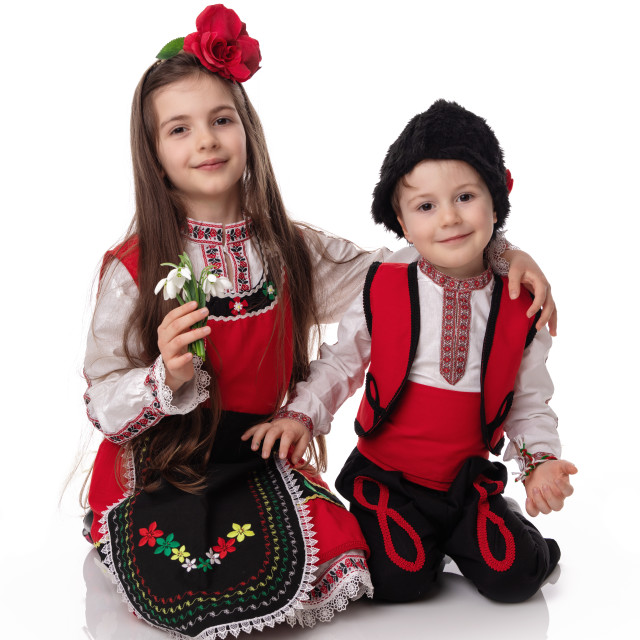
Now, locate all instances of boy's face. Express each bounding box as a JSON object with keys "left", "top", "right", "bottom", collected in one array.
[{"left": 396, "top": 159, "right": 497, "bottom": 279}]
